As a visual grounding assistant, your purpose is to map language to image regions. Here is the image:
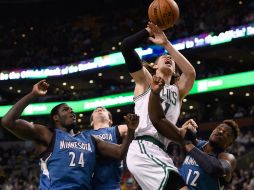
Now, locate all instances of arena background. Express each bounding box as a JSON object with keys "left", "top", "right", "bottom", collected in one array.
[{"left": 0, "top": 0, "right": 253, "bottom": 189}]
